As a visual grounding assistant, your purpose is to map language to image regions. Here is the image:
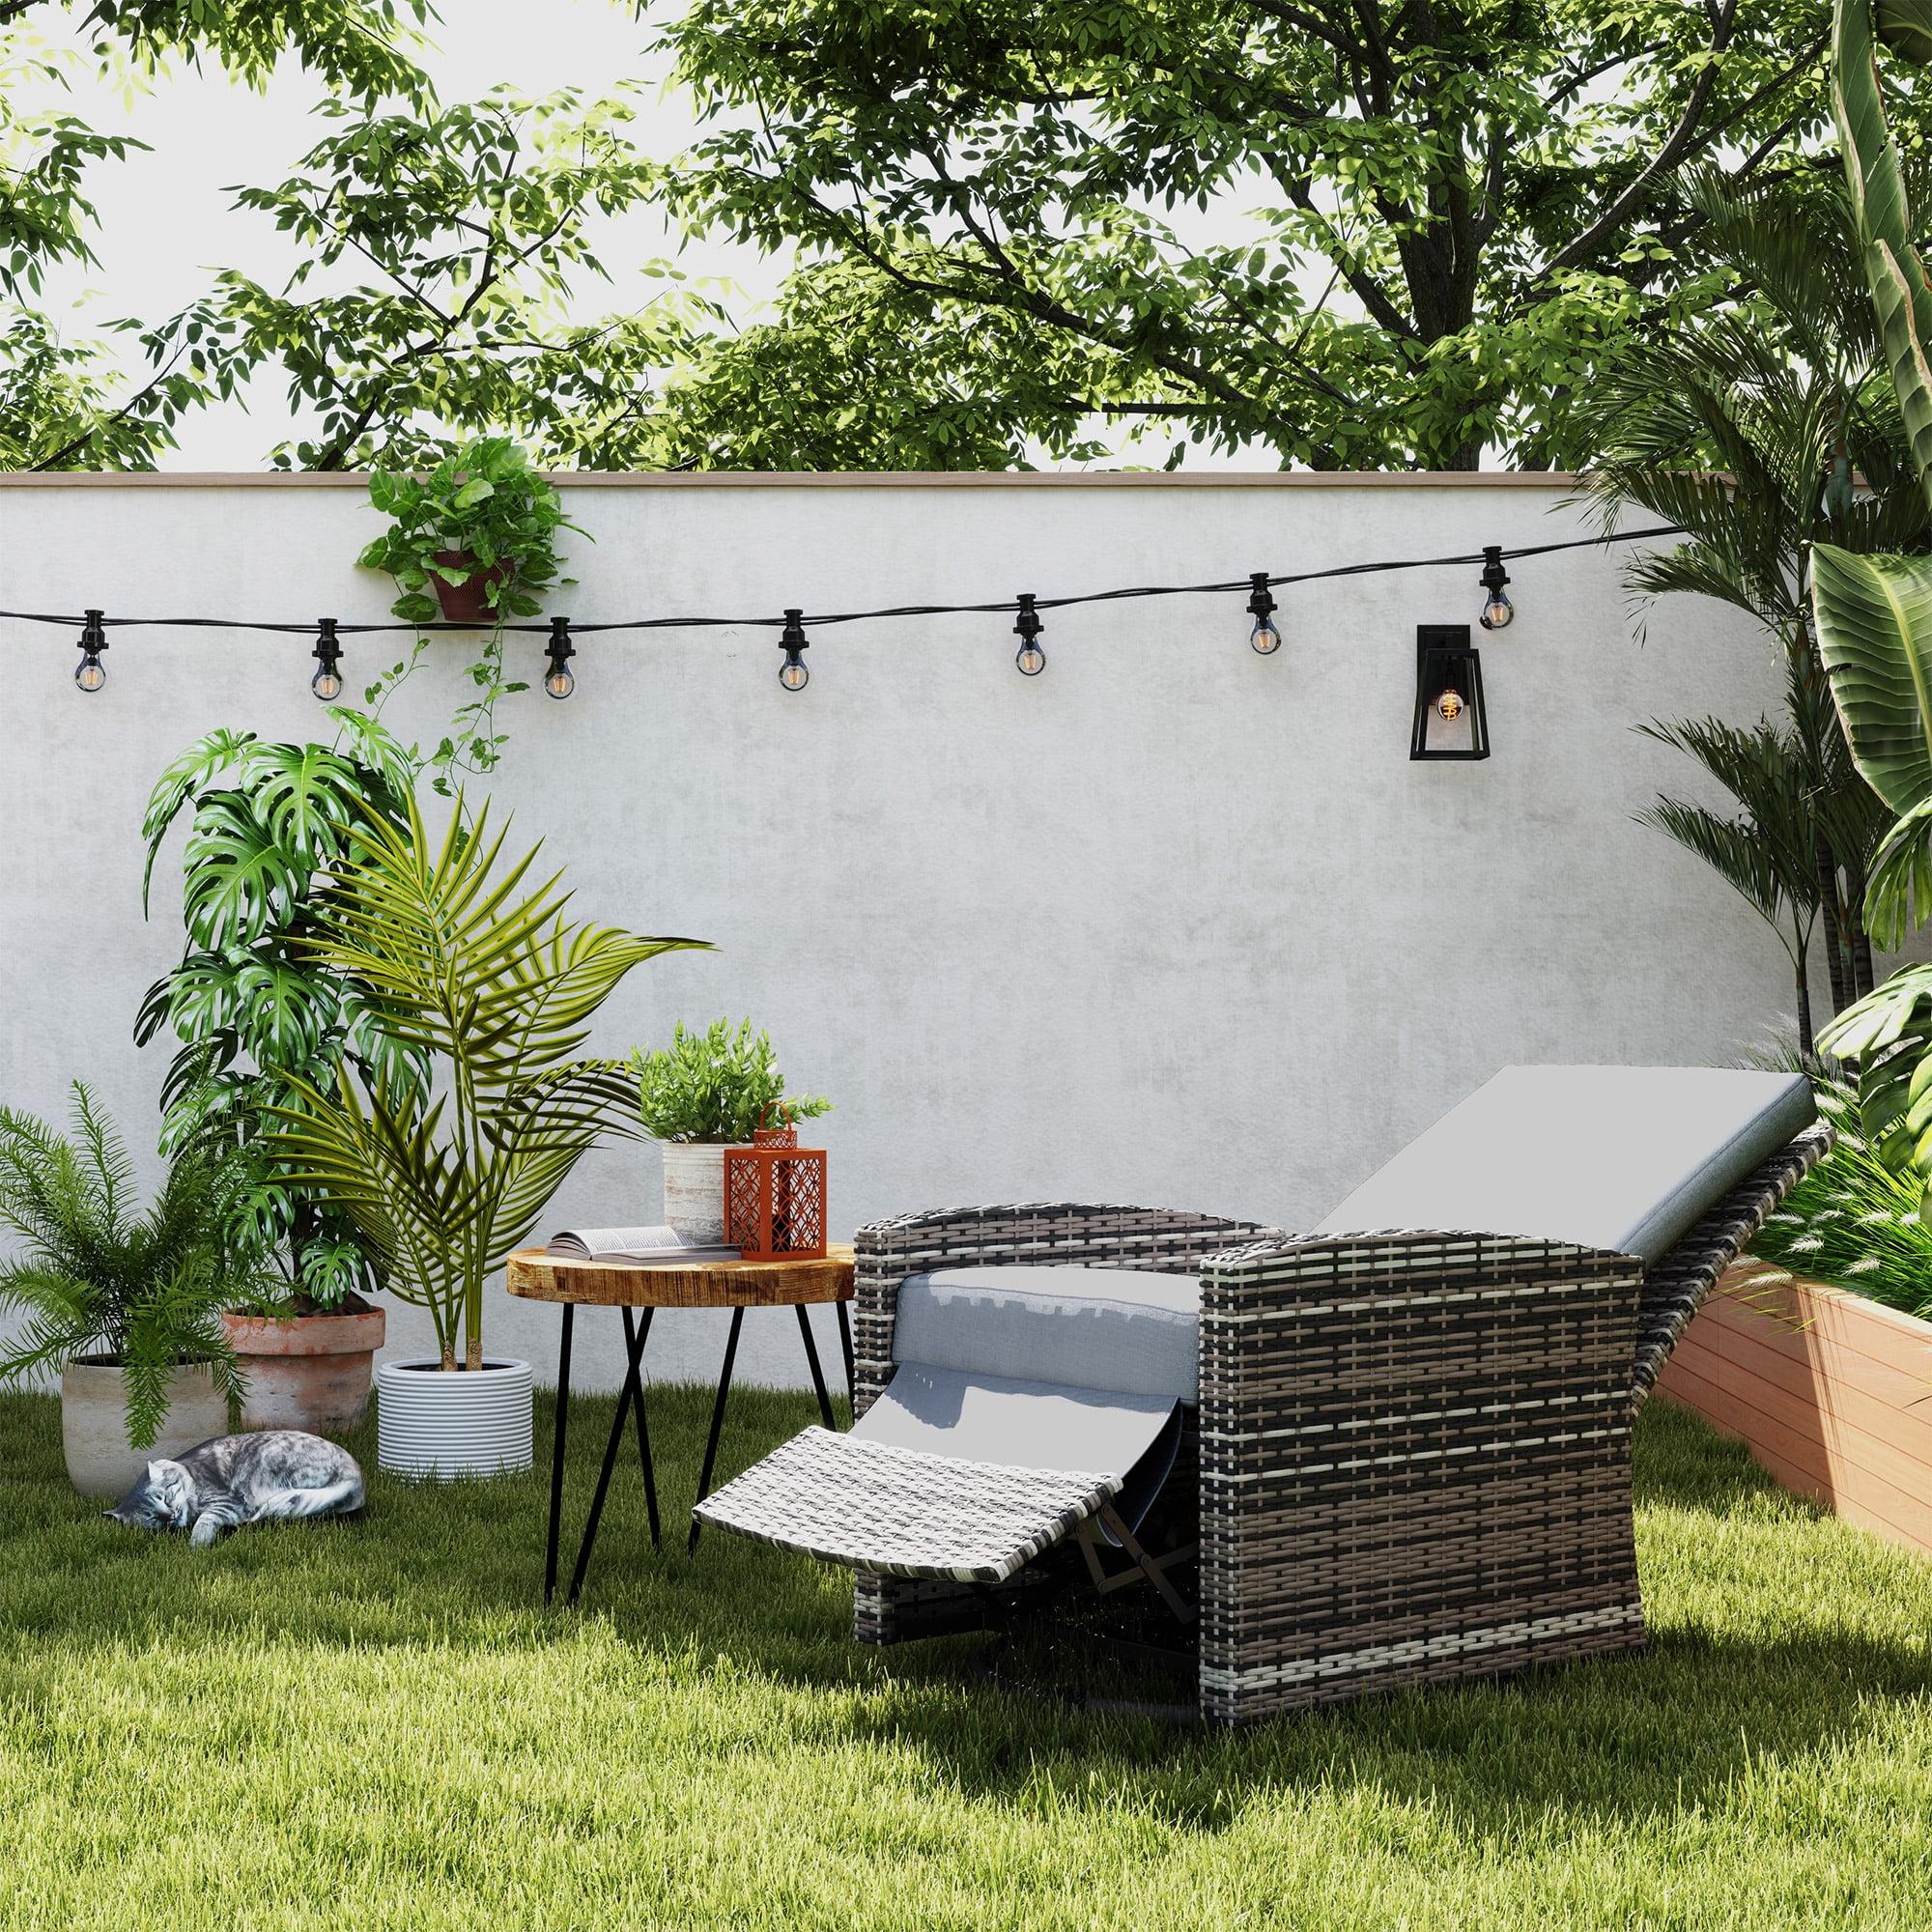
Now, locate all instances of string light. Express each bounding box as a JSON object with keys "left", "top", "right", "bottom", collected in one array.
[
  {"left": 22, "top": 524, "right": 1689, "bottom": 700},
  {"left": 1013, "top": 593, "right": 1045, "bottom": 676},
  {"left": 543, "top": 615, "right": 576, "bottom": 700},
  {"left": 779, "top": 609, "right": 810, "bottom": 691},
  {"left": 310, "top": 618, "right": 344, "bottom": 701},
  {"left": 1478, "top": 546, "right": 1514, "bottom": 630},
  {"left": 1246, "top": 573, "right": 1281, "bottom": 655},
  {"left": 73, "top": 610, "right": 107, "bottom": 693}
]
